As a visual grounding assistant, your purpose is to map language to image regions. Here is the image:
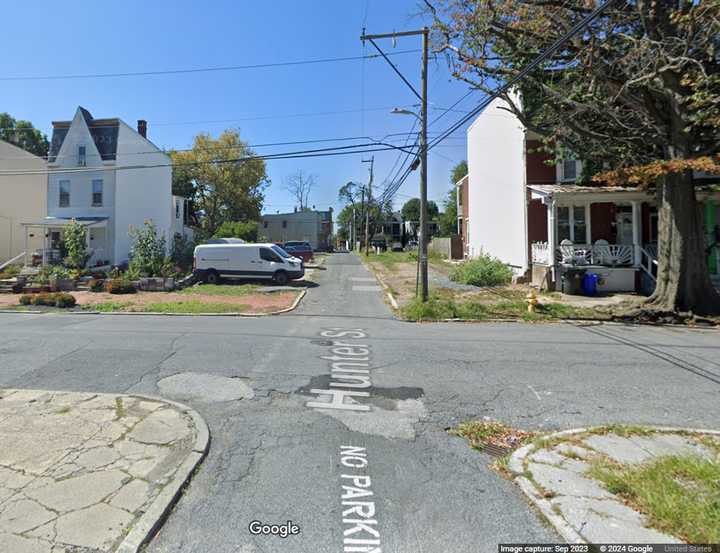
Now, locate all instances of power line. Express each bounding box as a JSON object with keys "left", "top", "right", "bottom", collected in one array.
[
  {"left": 427, "top": 0, "right": 617, "bottom": 153},
  {"left": 0, "top": 142, "right": 413, "bottom": 176},
  {"left": 0, "top": 50, "right": 421, "bottom": 82}
]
